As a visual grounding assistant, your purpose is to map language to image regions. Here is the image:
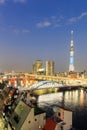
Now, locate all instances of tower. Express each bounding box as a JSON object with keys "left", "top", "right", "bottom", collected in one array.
[{"left": 69, "top": 30, "right": 74, "bottom": 72}]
